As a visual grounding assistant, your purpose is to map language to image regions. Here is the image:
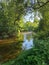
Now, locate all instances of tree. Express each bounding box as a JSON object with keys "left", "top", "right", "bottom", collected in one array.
[
  {"left": 35, "top": 2, "right": 49, "bottom": 39},
  {"left": 0, "top": 0, "right": 25, "bottom": 38}
]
